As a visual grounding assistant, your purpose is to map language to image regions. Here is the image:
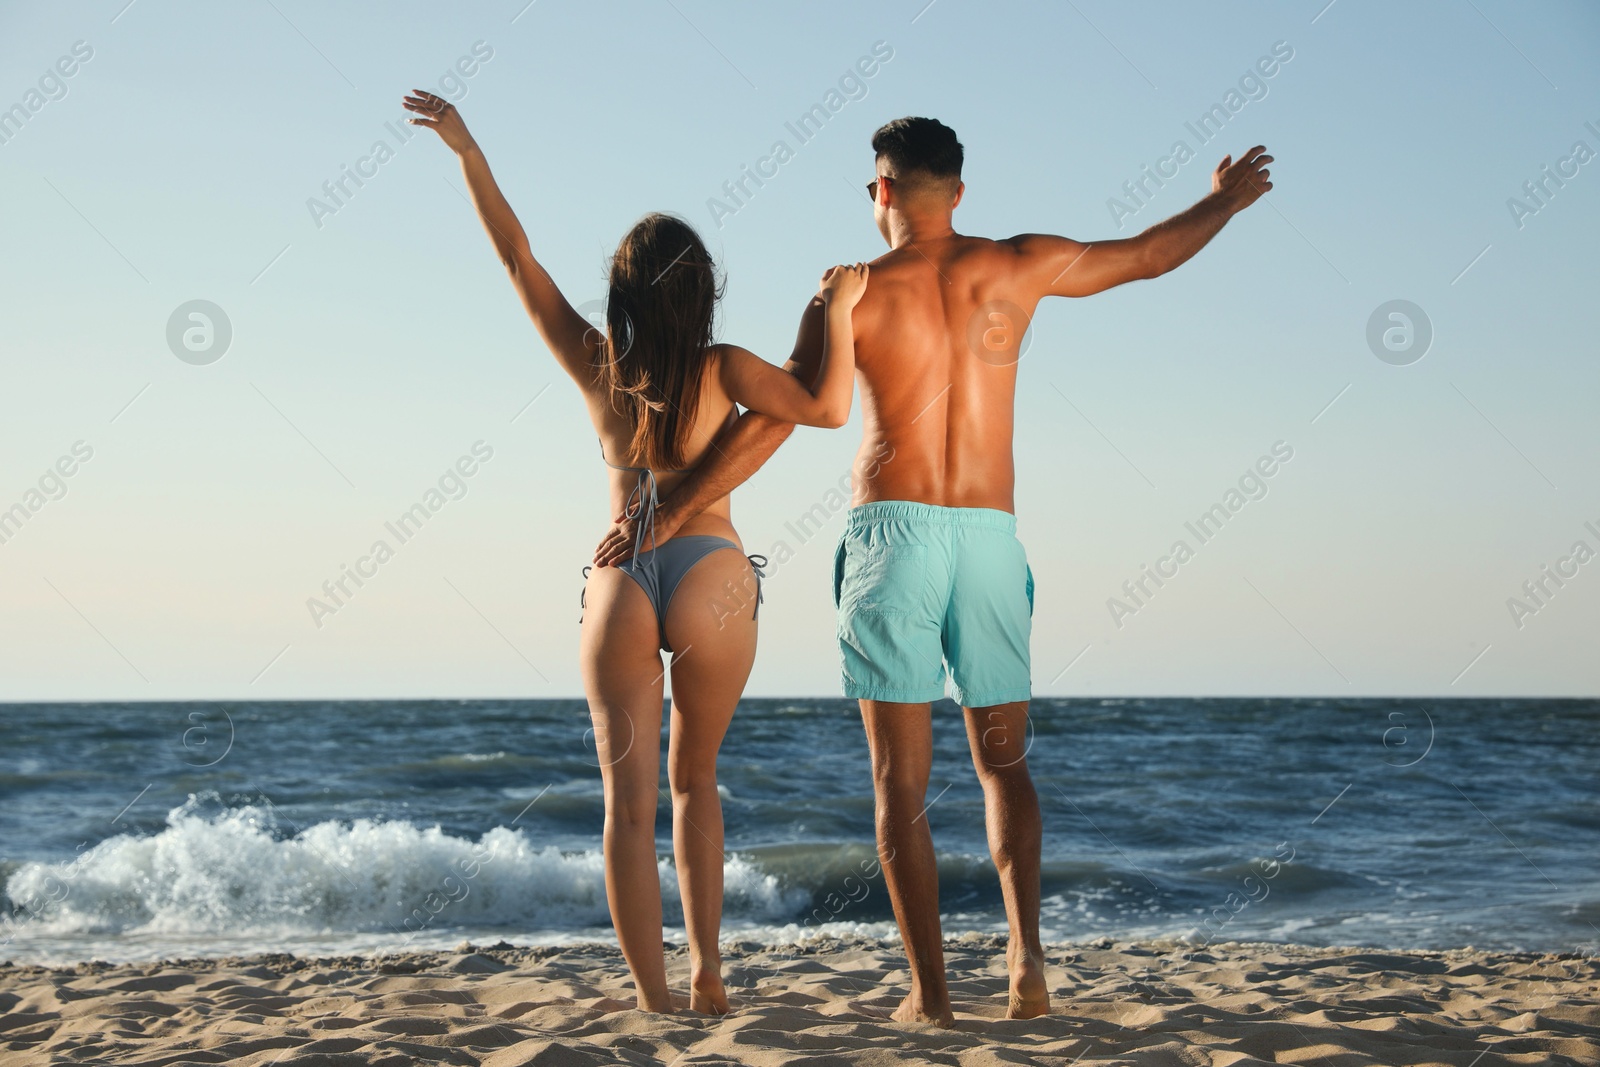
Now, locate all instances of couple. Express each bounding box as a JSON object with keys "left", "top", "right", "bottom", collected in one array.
[{"left": 405, "top": 90, "right": 1272, "bottom": 1025}]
